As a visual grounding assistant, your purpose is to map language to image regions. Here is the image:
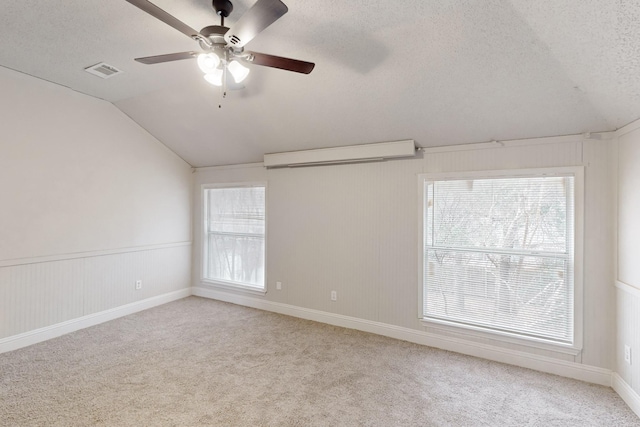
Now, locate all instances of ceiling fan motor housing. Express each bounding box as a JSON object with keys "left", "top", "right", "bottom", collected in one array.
[
  {"left": 200, "top": 25, "right": 230, "bottom": 48},
  {"left": 212, "top": 0, "right": 233, "bottom": 17}
]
